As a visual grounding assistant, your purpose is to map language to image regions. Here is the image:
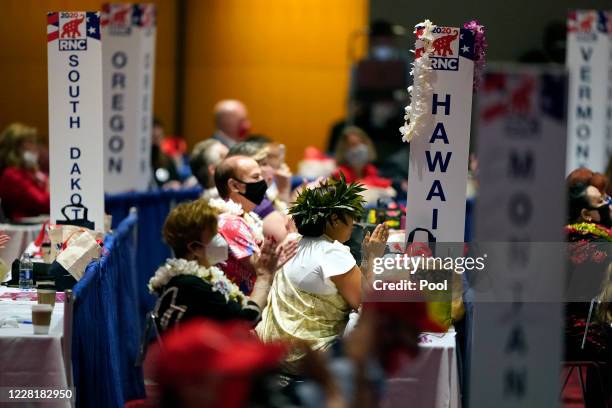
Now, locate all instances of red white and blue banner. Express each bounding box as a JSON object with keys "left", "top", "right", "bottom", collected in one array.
[
  {"left": 566, "top": 10, "right": 610, "bottom": 173},
  {"left": 102, "top": 3, "right": 156, "bottom": 193},
  {"left": 405, "top": 26, "right": 475, "bottom": 244},
  {"left": 47, "top": 11, "right": 104, "bottom": 230},
  {"left": 471, "top": 65, "right": 567, "bottom": 407}
]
